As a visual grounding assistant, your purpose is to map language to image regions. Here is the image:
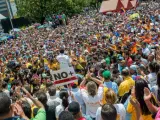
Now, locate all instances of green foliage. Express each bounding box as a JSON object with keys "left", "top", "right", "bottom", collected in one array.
[{"left": 15, "top": 0, "right": 98, "bottom": 22}]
